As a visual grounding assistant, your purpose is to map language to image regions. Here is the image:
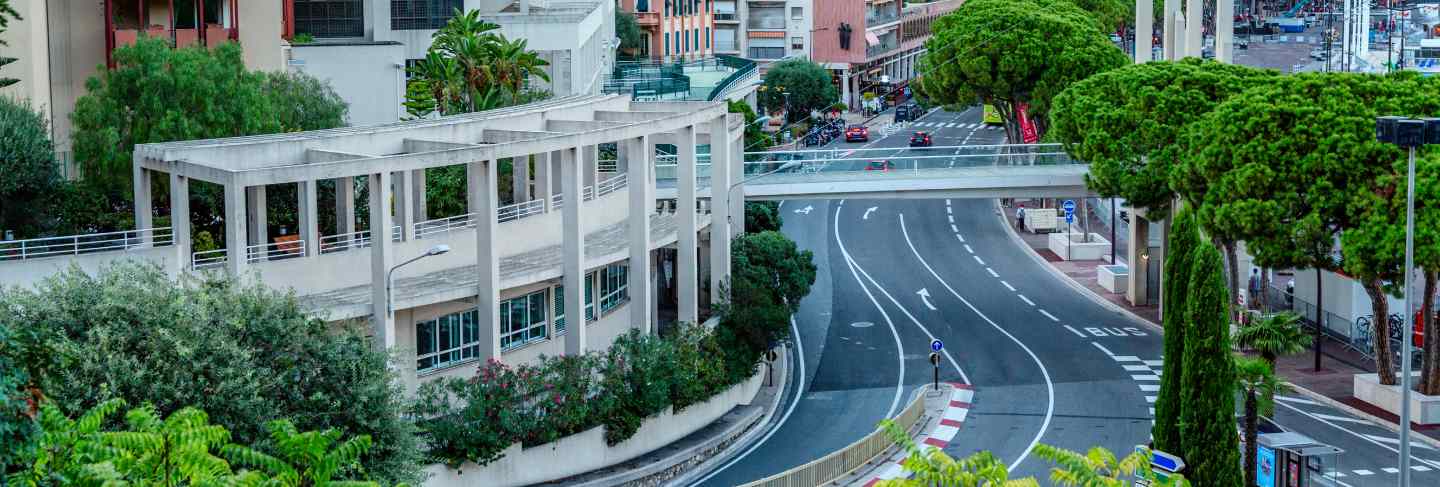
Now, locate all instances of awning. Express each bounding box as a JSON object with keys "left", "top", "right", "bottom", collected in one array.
[{"left": 865, "top": 31, "right": 881, "bottom": 46}]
